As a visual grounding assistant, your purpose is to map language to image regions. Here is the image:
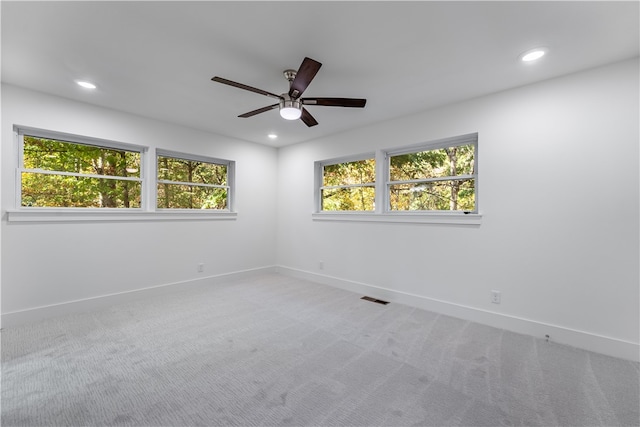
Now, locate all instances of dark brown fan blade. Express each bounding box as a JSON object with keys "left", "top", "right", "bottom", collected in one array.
[
  {"left": 300, "top": 108, "right": 318, "bottom": 127},
  {"left": 212, "top": 76, "right": 281, "bottom": 100},
  {"left": 289, "top": 57, "right": 322, "bottom": 99},
  {"left": 301, "top": 98, "right": 367, "bottom": 108},
  {"left": 238, "top": 103, "right": 279, "bottom": 118}
]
